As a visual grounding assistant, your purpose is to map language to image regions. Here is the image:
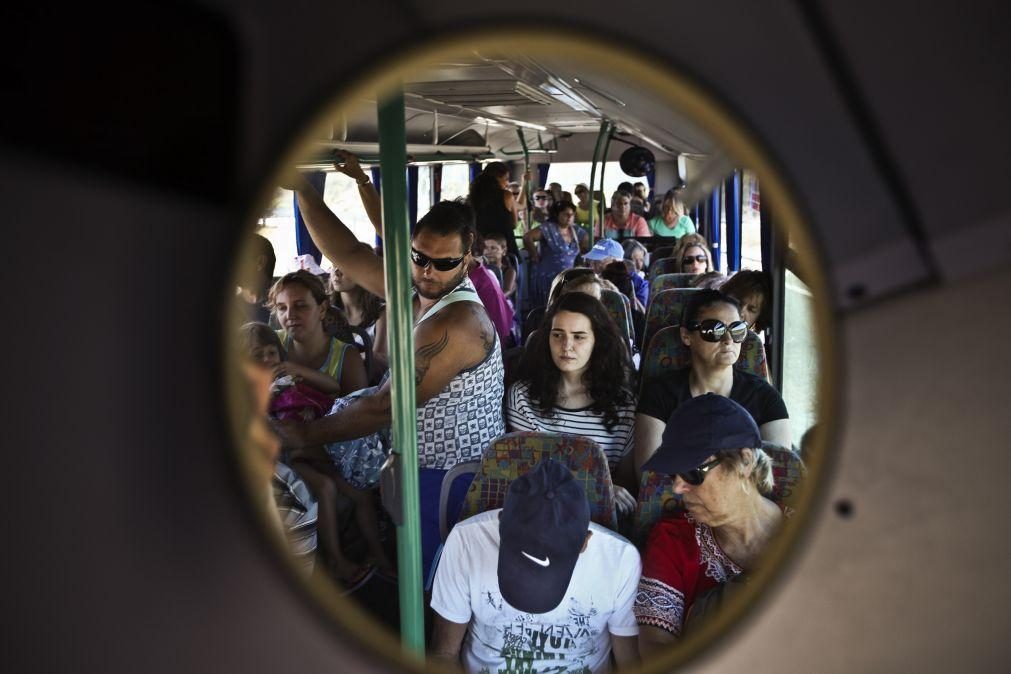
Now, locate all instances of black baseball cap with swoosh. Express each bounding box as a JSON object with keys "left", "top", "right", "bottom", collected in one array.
[{"left": 497, "top": 459, "right": 591, "bottom": 614}]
